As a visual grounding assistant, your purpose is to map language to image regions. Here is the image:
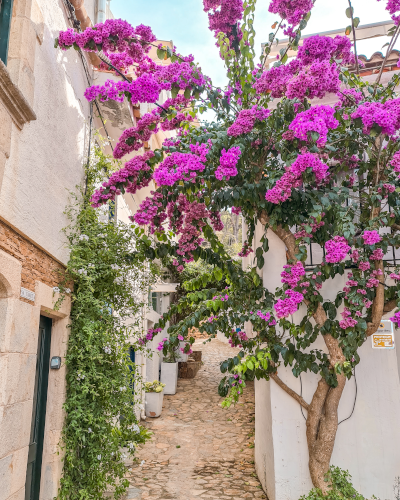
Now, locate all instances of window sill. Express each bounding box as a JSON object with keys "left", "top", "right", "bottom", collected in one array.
[{"left": 0, "top": 58, "right": 36, "bottom": 129}]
